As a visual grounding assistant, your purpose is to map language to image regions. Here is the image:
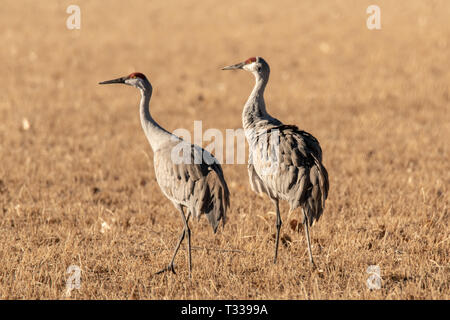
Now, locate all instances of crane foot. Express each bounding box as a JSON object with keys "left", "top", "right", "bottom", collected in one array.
[{"left": 155, "top": 264, "right": 176, "bottom": 275}]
